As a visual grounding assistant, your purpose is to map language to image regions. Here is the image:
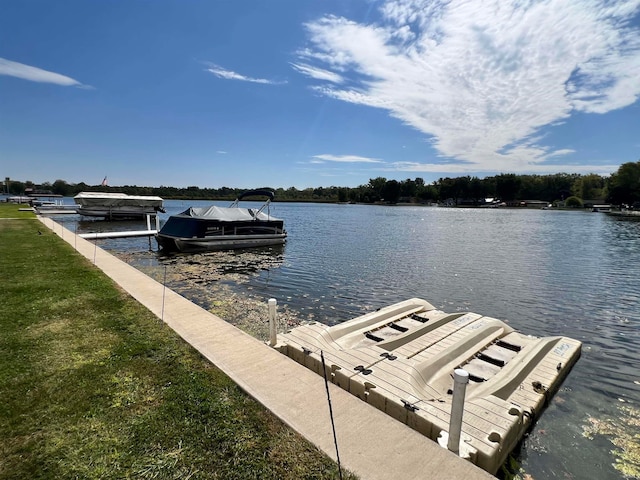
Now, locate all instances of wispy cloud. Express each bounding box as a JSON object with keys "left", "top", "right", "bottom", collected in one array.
[
  {"left": 0, "top": 57, "right": 89, "bottom": 88},
  {"left": 290, "top": 62, "right": 344, "bottom": 83},
  {"left": 296, "top": 0, "right": 640, "bottom": 174},
  {"left": 387, "top": 161, "right": 621, "bottom": 176},
  {"left": 312, "top": 154, "right": 383, "bottom": 163},
  {"left": 205, "top": 63, "right": 286, "bottom": 85}
]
